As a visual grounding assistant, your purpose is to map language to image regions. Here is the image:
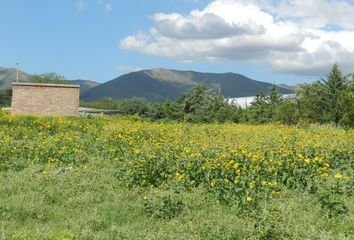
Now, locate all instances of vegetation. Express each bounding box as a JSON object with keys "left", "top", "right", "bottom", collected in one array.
[
  {"left": 81, "top": 64, "right": 354, "bottom": 127},
  {"left": 80, "top": 68, "right": 293, "bottom": 102},
  {"left": 1, "top": 64, "right": 353, "bottom": 239},
  {"left": 0, "top": 90, "right": 11, "bottom": 107},
  {"left": 0, "top": 112, "right": 353, "bottom": 239},
  {"left": 30, "top": 72, "right": 70, "bottom": 84}
]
